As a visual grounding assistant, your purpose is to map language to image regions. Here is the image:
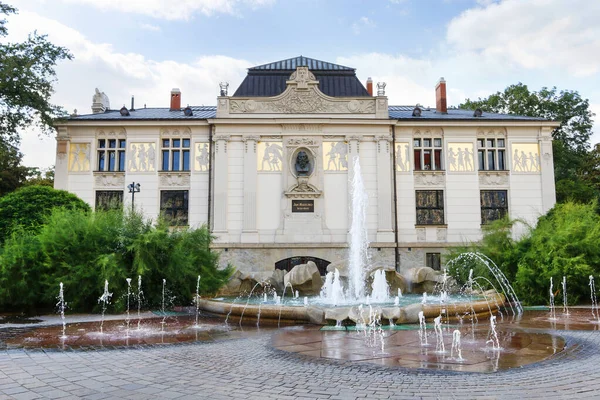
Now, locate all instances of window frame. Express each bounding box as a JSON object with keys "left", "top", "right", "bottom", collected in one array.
[
  {"left": 477, "top": 136, "right": 506, "bottom": 171},
  {"left": 97, "top": 138, "right": 126, "bottom": 172},
  {"left": 426, "top": 253, "right": 441, "bottom": 271},
  {"left": 413, "top": 137, "right": 443, "bottom": 171},
  {"left": 480, "top": 190, "right": 508, "bottom": 225},
  {"left": 95, "top": 190, "right": 124, "bottom": 211},
  {"left": 161, "top": 137, "right": 191, "bottom": 172},
  {"left": 160, "top": 190, "right": 189, "bottom": 226},
  {"left": 415, "top": 190, "right": 445, "bottom": 225}
]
